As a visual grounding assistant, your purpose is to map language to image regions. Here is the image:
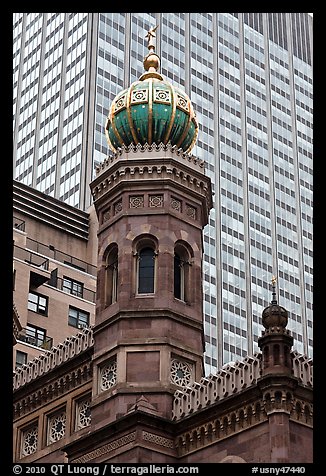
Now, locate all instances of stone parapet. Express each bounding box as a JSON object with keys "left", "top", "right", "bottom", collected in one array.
[
  {"left": 95, "top": 142, "right": 206, "bottom": 178},
  {"left": 13, "top": 327, "right": 94, "bottom": 391},
  {"left": 172, "top": 350, "right": 313, "bottom": 421},
  {"left": 291, "top": 350, "right": 313, "bottom": 387},
  {"left": 172, "top": 353, "right": 262, "bottom": 420}
]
